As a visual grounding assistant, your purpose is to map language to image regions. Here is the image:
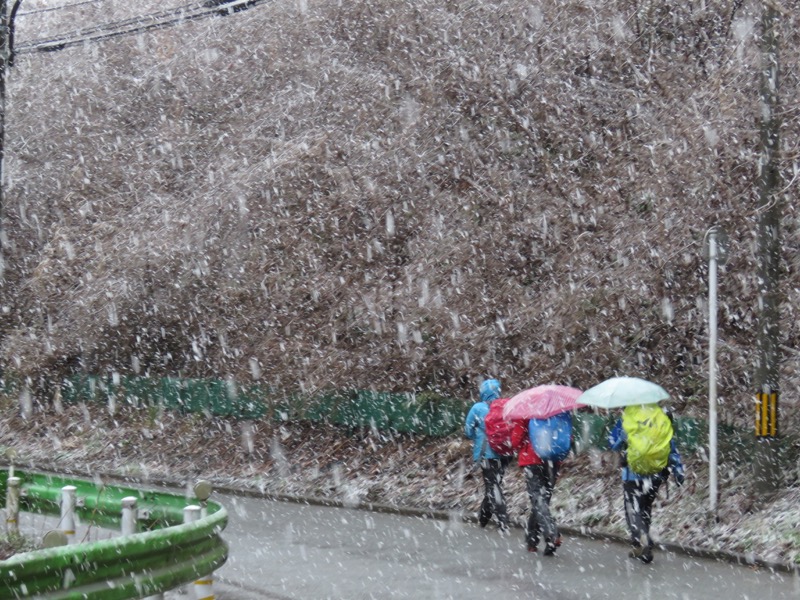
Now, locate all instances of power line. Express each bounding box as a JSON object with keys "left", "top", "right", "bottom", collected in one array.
[
  {"left": 18, "top": 0, "right": 109, "bottom": 17},
  {"left": 23, "top": 1, "right": 205, "bottom": 46},
  {"left": 15, "top": 0, "right": 267, "bottom": 55}
]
